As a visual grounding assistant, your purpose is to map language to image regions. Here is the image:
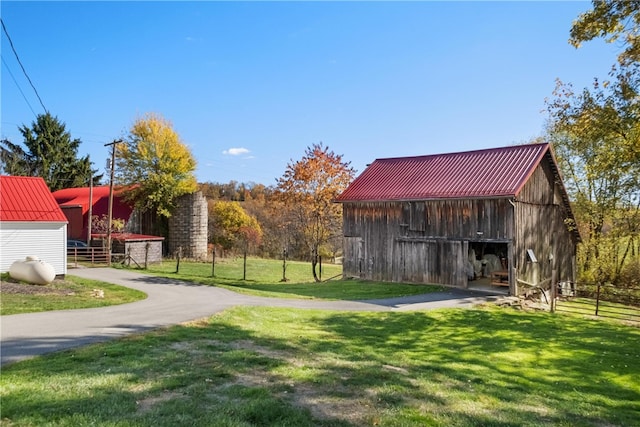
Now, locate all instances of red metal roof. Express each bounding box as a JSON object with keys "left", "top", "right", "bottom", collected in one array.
[
  {"left": 52, "top": 186, "right": 134, "bottom": 219},
  {"left": 336, "top": 143, "right": 550, "bottom": 202},
  {"left": 0, "top": 176, "right": 68, "bottom": 222}
]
